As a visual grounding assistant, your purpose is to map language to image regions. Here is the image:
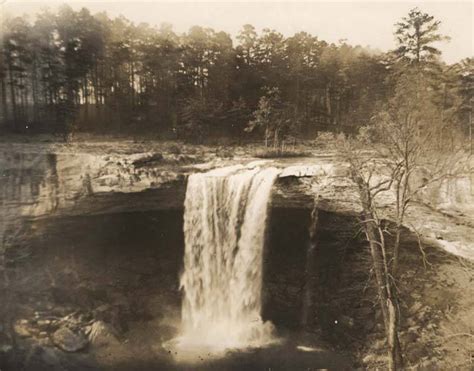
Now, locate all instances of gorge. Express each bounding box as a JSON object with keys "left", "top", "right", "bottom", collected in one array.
[{"left": 0, "top": 141, "right": 473, "bottom": 370}]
